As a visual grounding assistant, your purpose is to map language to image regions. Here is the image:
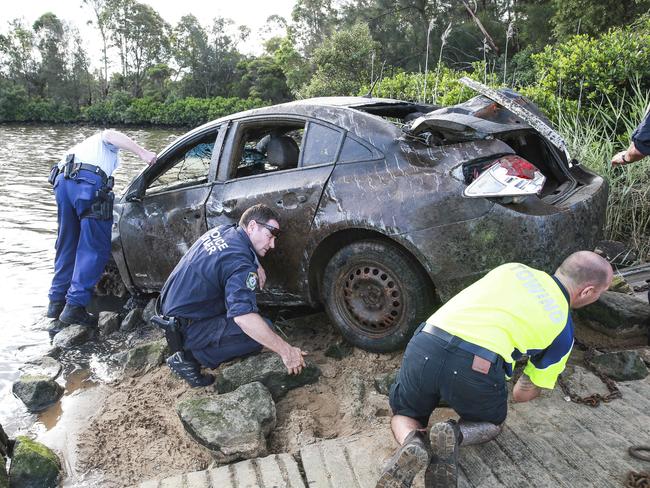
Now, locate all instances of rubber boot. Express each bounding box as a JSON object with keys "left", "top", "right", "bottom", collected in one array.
[
  {"left": 425, "top": 420, "right": 502, "bottom": 487},
  {"left": 166, "top": 352, "right": 215, "bottom": 388},
  {"left": 59, "top": 304, "right": 97, "bottom": 327},
  {"left": 46, "top": 301, "right": 65, "bottom": 319},
  {"left": 376, "top": 430, "right": 430, "bottom": 488}
]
